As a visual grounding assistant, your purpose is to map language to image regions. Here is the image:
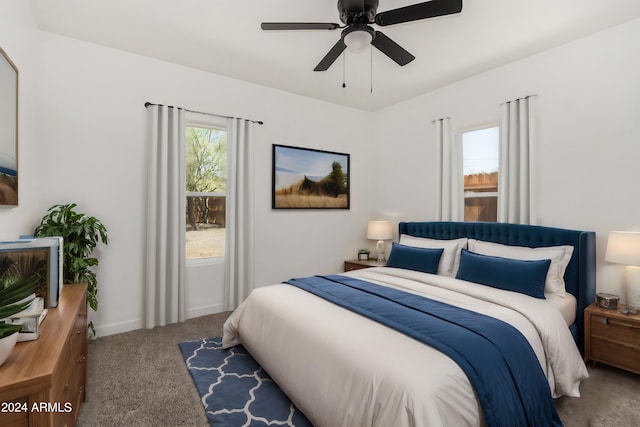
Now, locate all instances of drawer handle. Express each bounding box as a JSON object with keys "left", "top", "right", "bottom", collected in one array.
[
  {"left": 64, "top": 384, "right": 70, "bottom": 391},
  {"left": 608, "top": 318, "right": 640, "bottom": 329}
]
